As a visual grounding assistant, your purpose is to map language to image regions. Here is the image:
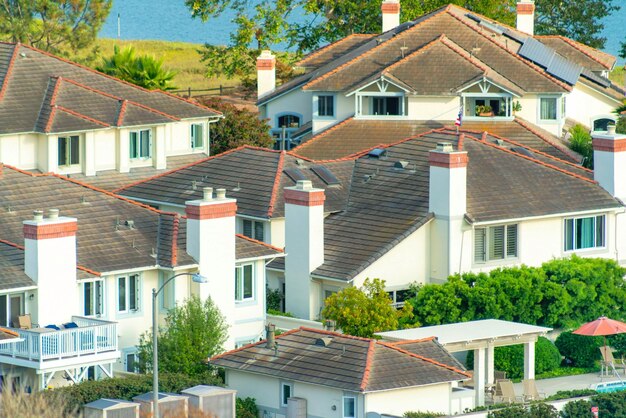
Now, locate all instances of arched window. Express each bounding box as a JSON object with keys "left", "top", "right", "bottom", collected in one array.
[
  {"left": 592, "top": 117, "right": 615, "bottom": 131},
  {"left": 277, "top": 114, "right": 301, "bottom": 128}
]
